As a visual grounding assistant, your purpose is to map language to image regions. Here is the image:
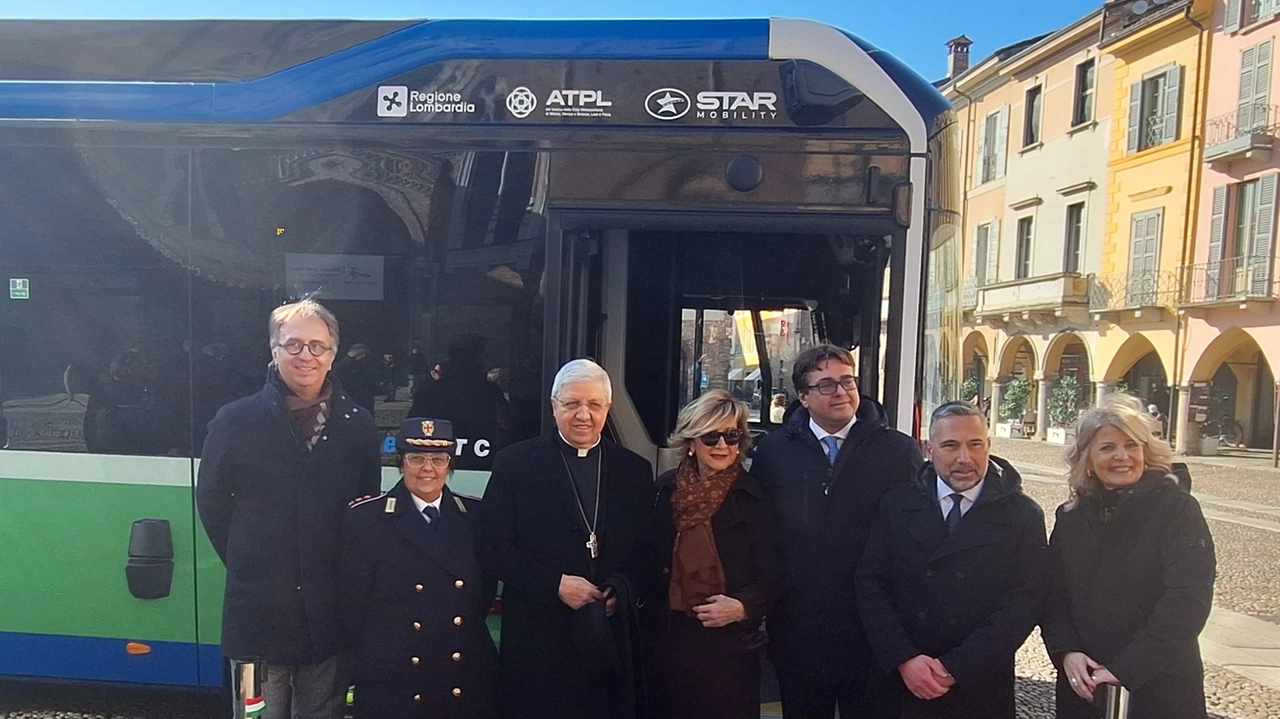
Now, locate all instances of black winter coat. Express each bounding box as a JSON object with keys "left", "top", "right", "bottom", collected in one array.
[
  {"left": 856, "top": 458, "right": 1047, "bottom": 719},
  {"left": 340, "top": 482, "right": 498, "bottom": 719},
  {"left": 474, "top": 435, "right": 659, "bottom": 719},
  {"left": 749, "top": 402, "right": 924, "bottom": 681},
  {"left": 196, "top": 369, "right": 381, "bottom": 664},
  {"left": 1042, "top": 470, "right": 1216, "bottom": 719}
]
